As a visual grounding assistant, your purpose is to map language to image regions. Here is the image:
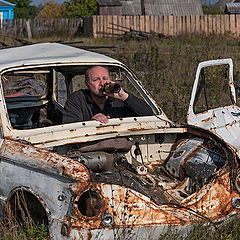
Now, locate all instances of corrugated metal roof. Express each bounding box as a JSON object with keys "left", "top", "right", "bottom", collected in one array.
[
  {"left": 97, "top": 0, "right": 122, "bottom": 6},
  {"left": 225, "top": 2, "right": 240, "bottom": 13},
  {"left": 120, "top": 0, "right": 203, "bottom": 16},
  {"left": 121, "top": 0, "right": 142, "bottom": 15}
]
